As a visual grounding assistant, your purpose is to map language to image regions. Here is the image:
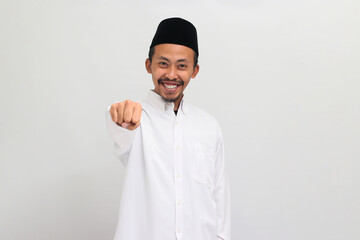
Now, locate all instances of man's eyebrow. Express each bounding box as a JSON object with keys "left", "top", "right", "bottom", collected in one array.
[
  {"left": 157, "top": 56, "right": 189, "bottom": 63},
  {"left": 157, "top": 56, "right": 170, "bottom": 62},
  {"left": 176, "top": 58, "right": 188, "bottom": 63}
]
